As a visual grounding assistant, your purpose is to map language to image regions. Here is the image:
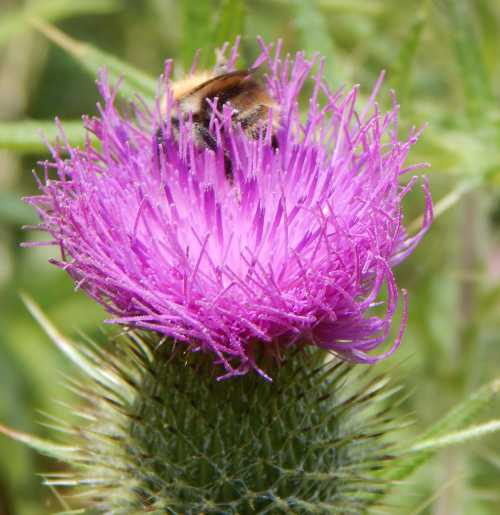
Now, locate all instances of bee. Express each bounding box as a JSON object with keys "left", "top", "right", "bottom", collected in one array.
[{"left": 157, "top": 64, "right": 279, "bottom": 179}]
